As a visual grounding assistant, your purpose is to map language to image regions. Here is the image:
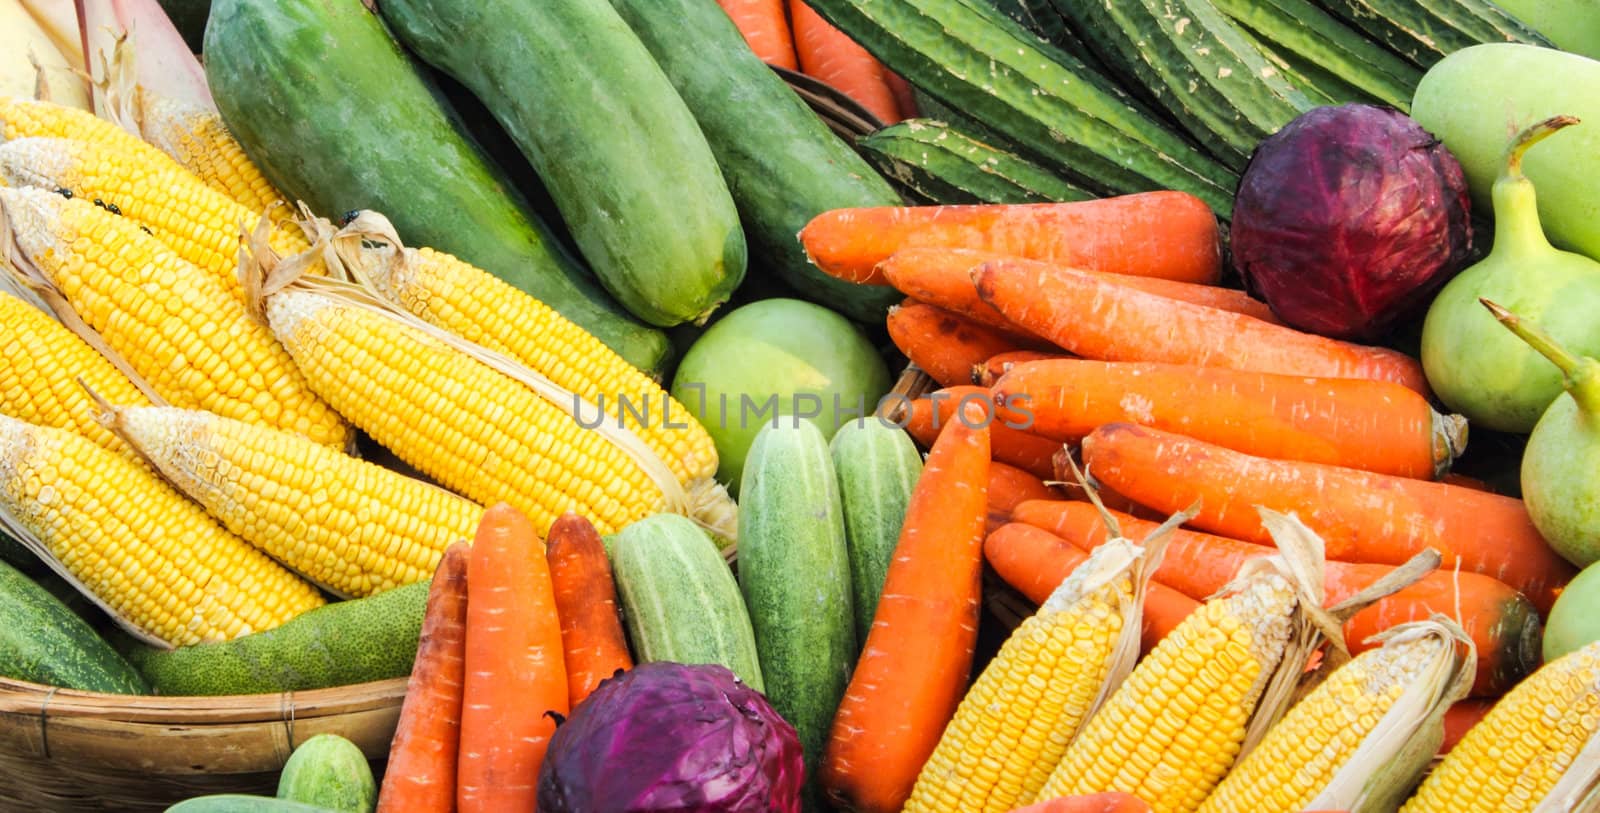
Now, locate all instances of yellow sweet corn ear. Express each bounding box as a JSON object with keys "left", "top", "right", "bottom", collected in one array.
[
  {"left": 328, "top": 211, "right": 719, "bottom": 488},
  {"left": 0, "top": 412, "right": 325, "bottom": 647},
  {"left": 0, "top": 94, "right": 151, "bottom": 150},
  {"left": 0, "top": 288, "right": 154, "bottom": 460},
  {"left": 105, "top": 404, "right": 485, "bottom": 598},
  {"left": 129, "top": 88, "right": 286, "bottom": 216},
  {"left": 1401, "top": 639, "right": 1600, "bottom": 813},
  {"left": 0, "top": 135, "right": 316, "bottom": 302},
  {"left": 1199, "top": 618, "right": 1476, "bottom": 813},
  {"left": 0, "top": 186, "right": 351, "bottom": 449}
]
